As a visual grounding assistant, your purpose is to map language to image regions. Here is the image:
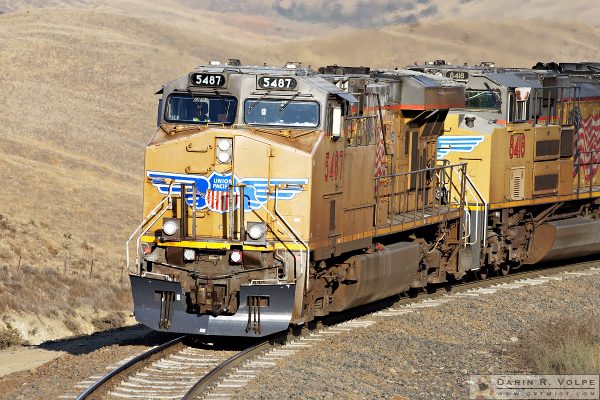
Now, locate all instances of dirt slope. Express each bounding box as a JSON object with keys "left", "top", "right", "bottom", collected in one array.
[{"left": 0, "top": 6, "right": 276, "bottom": 343}]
